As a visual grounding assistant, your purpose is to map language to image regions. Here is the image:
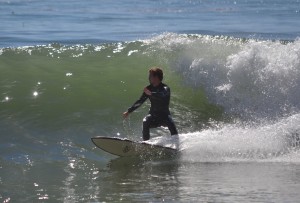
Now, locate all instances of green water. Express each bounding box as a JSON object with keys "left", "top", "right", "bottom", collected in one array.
[{"left": 0, "top": 42, "right": 222, "bottom": 135}]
